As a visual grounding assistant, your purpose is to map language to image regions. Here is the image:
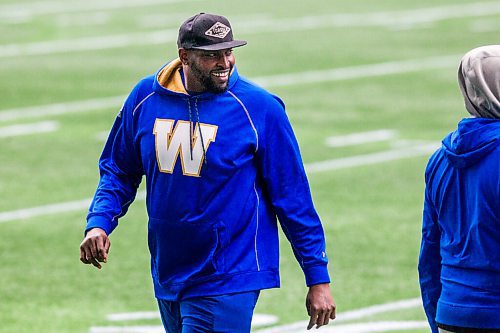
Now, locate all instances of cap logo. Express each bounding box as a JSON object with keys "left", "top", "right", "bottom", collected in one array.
[{"left": 204, "top": 22, "right": 231, "bottom": 39}]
